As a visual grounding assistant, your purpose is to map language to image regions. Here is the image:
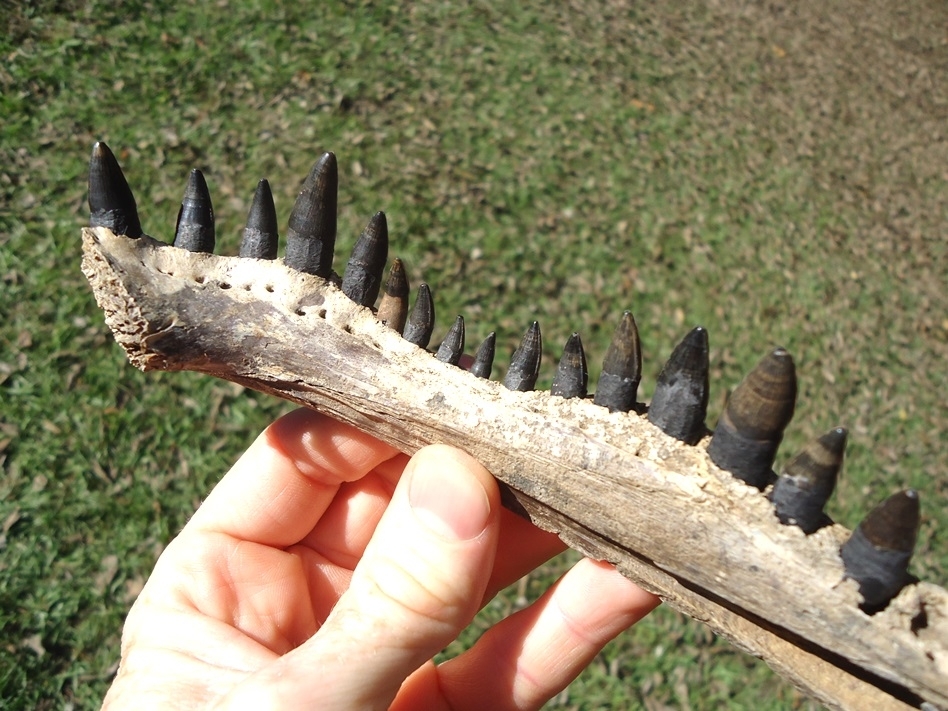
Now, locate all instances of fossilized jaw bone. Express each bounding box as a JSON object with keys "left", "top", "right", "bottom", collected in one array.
[{"left": 82, "top": 142, "right": 948, "bottom": 711}]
